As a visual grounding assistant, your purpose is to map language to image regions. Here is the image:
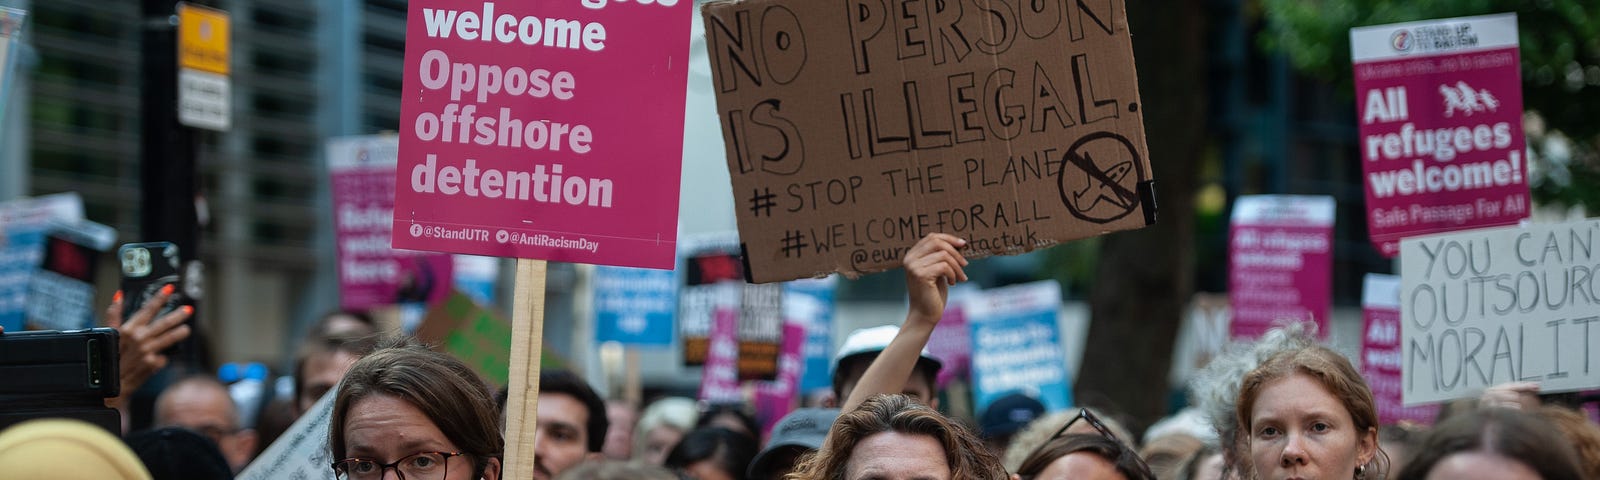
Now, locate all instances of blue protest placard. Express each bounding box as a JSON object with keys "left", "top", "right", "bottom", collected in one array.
[
  {"left": 0, "top": 194, "right": 84, "bottom": 331},
  {"left": 967, "top": 280, "right": 1072, "bottom": 414},
  {"left": 594, "top": 265, "right": 678, "bottom": 347},
  {"left": 785, "top": 276, "right": 837, "bottom": 393}
]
